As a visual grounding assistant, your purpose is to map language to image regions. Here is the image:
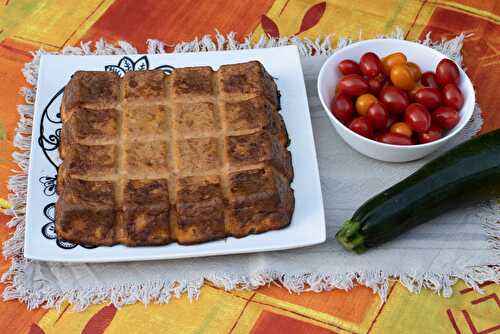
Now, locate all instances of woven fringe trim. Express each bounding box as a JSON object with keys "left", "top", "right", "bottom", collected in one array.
[{"left": 2, "top": 29, "right": 499, "bottom": 311}]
